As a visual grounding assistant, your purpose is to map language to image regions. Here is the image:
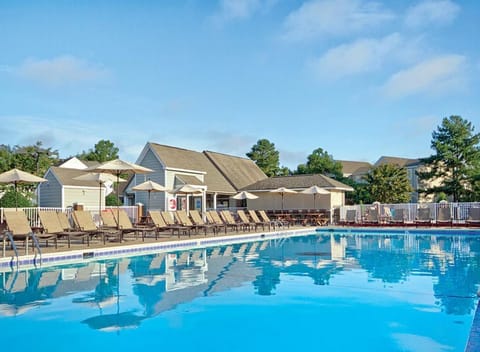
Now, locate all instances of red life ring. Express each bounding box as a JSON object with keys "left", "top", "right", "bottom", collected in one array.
[{"left": 169, "top": 198, "right": 177, "bottom": 210}]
